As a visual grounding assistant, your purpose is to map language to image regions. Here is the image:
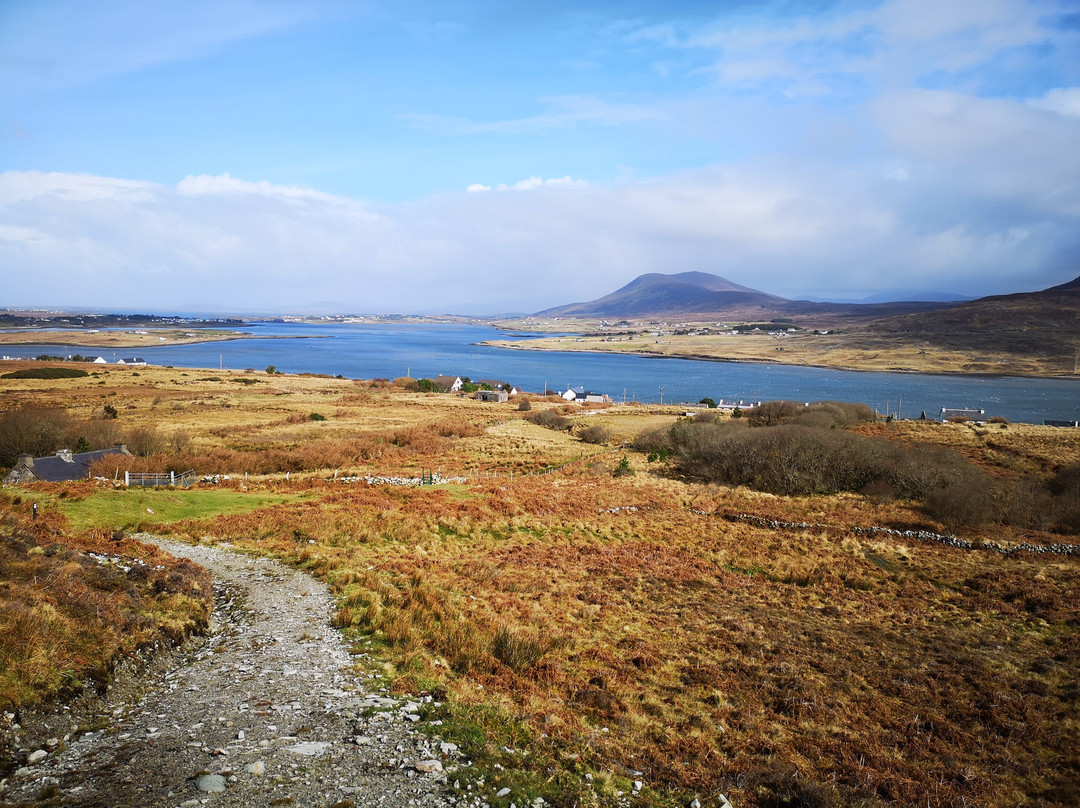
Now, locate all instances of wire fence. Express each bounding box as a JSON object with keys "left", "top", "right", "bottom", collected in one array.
[{"left": 125, "top": 469, "right": 197, "bottom": 488}]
